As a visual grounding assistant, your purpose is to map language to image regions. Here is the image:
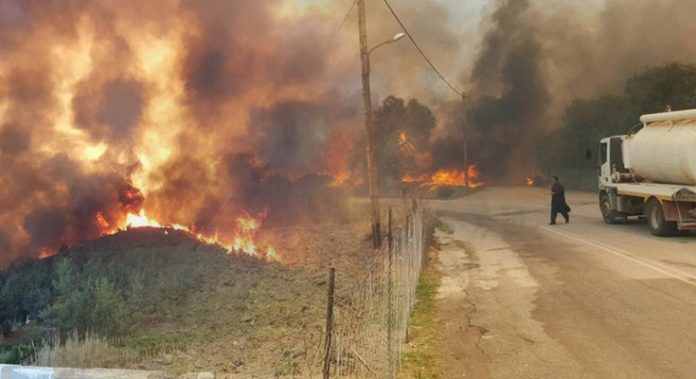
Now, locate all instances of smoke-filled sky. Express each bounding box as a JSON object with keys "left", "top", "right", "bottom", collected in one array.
[{"left": 3, "top": 0, "right": 696, "bottom": 265}]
